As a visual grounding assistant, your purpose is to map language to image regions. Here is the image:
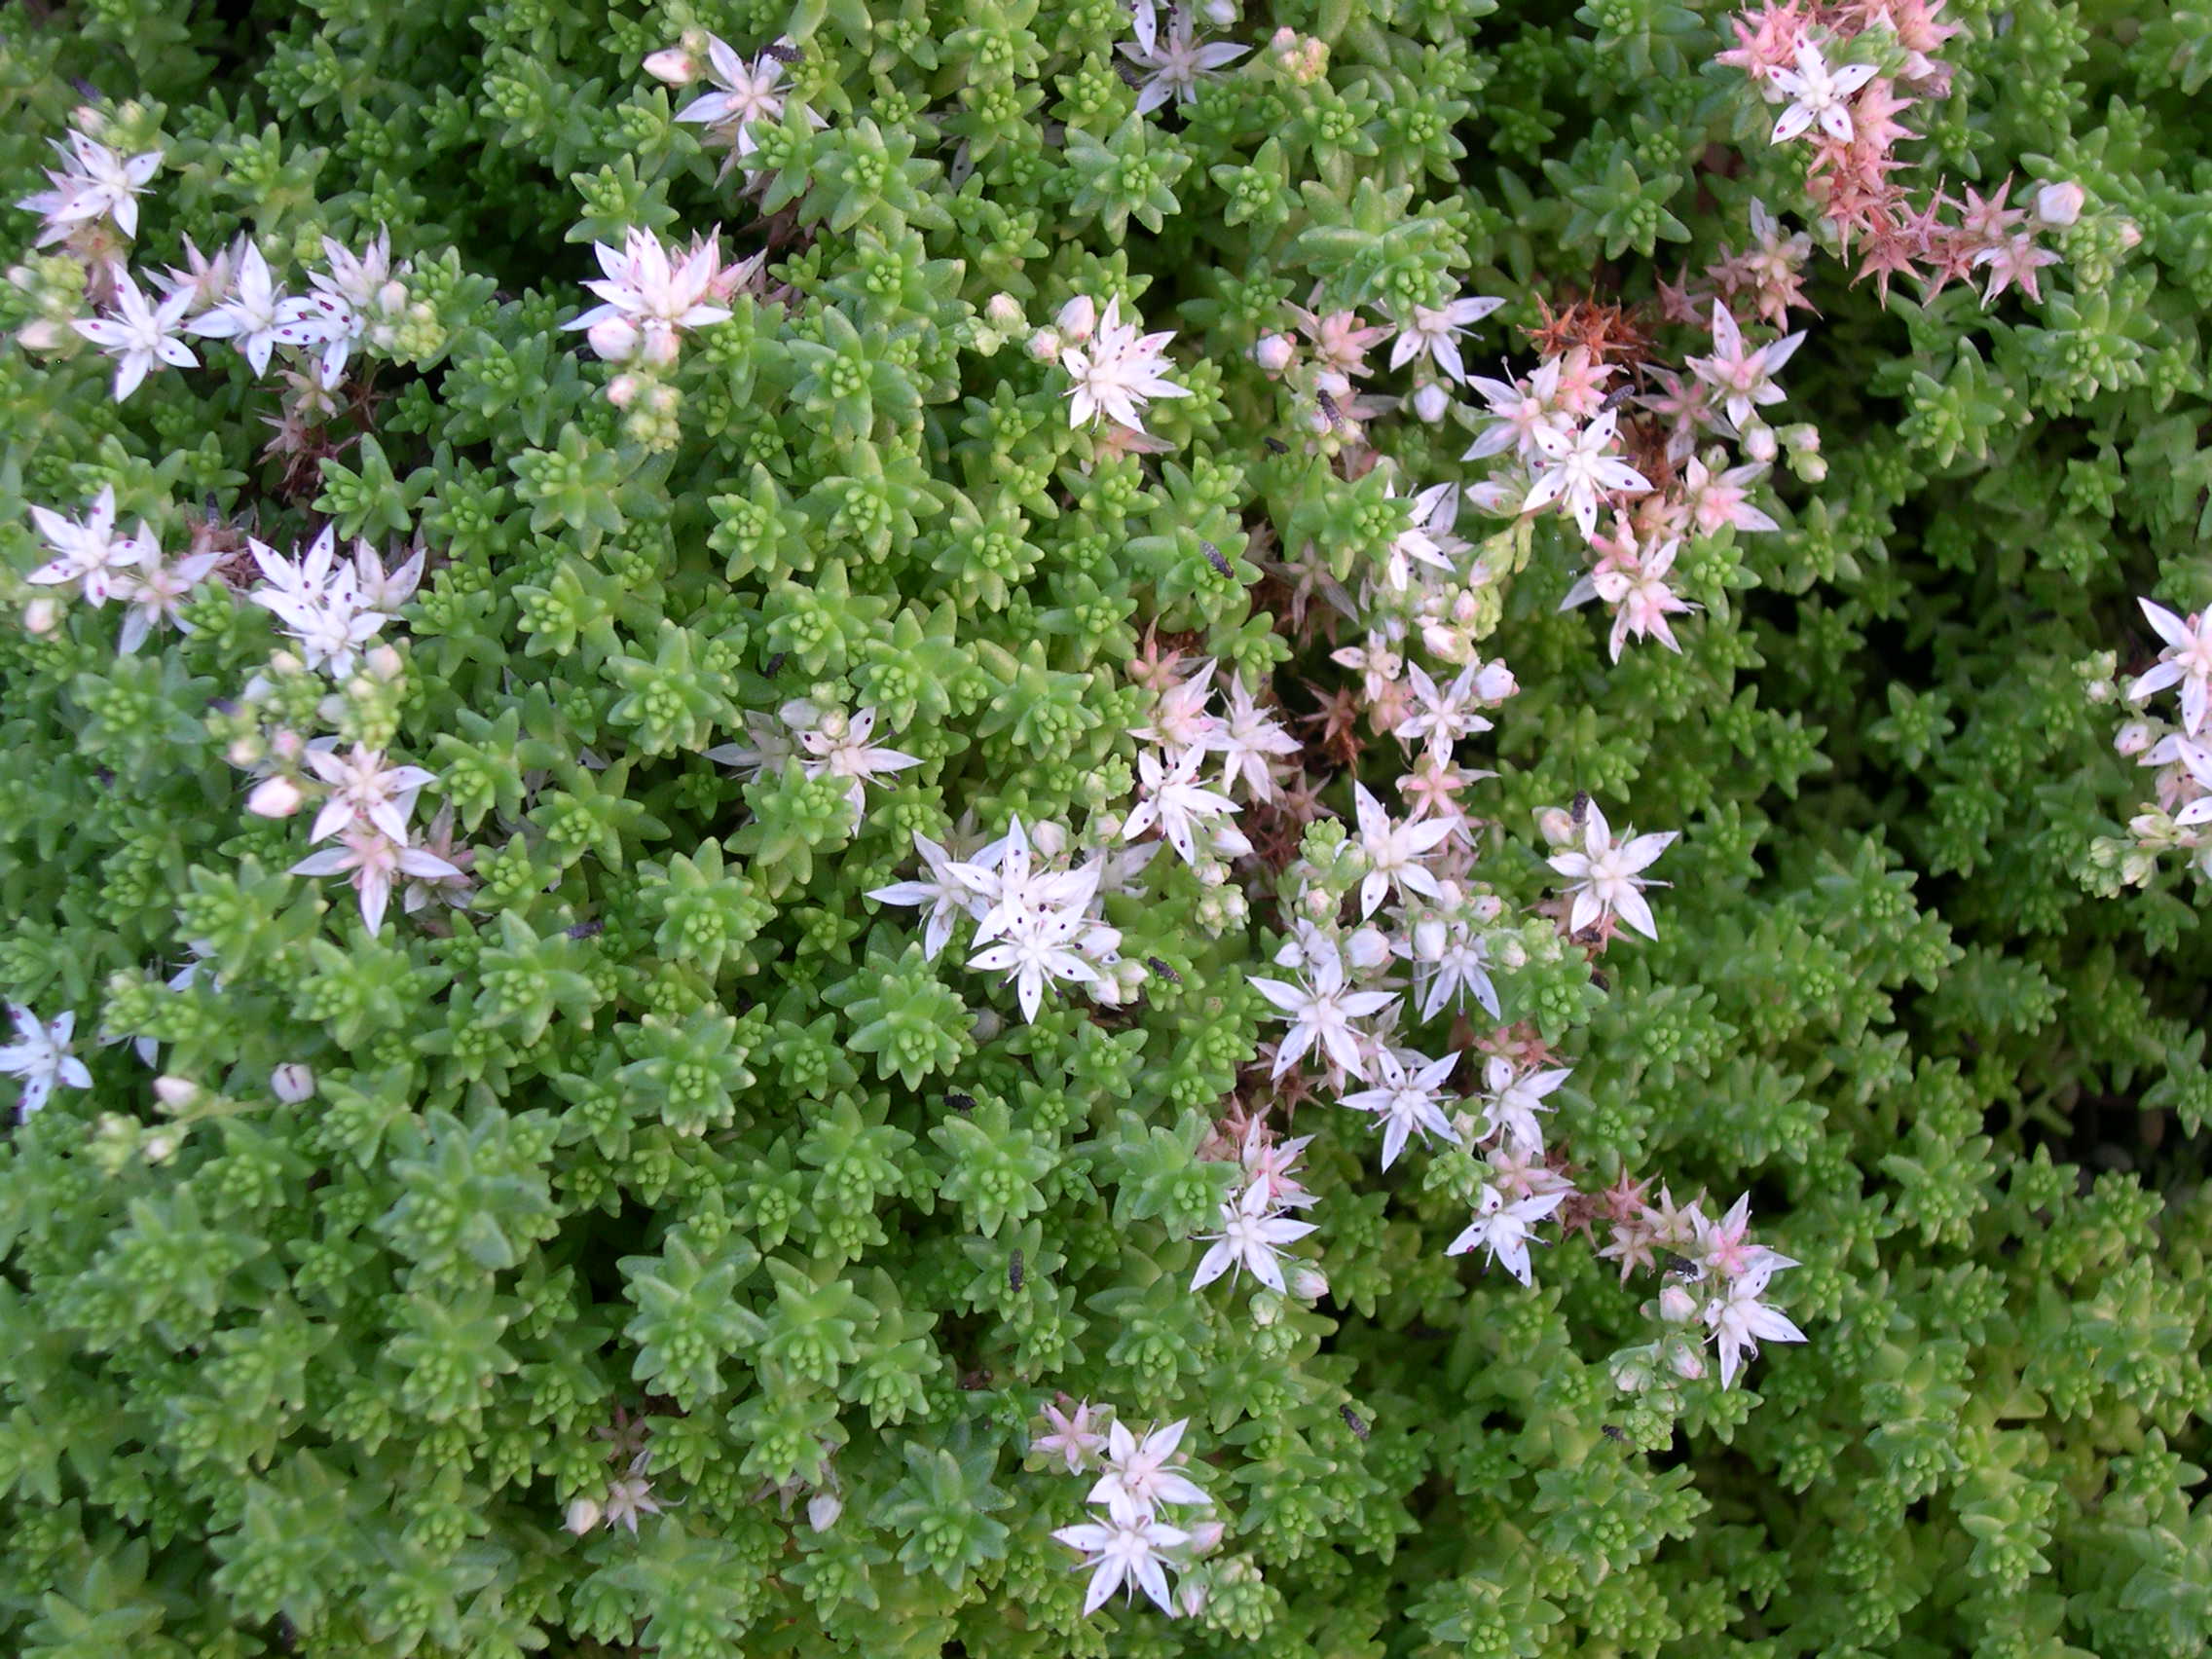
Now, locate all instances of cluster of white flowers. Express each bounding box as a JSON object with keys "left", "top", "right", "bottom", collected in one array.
[
  {"left": 25, "top": 194, "right": 416, "bottom": 404},
  {"left": 1041, "top": 294, "right": 1193, "bottom": 434},
  {"left": 1603, "top": 1190, "right": 1808, "bottom": 1390},
  {"left": 248, "top": 730, "right": 461, "bottom": 936},
  {"left": 243, "top": 522, "right": 423, "bottom": 680},
  {"left": 869, "top": 816, "right": 1146, "bottom": 1023},
  {"left": 704, "top": 698, "right": 920, "bottom": 824},
  {"left": 2097, "top": 597, "right": 2212, "bottom": 886},
  {"left": 1032, "top": 1403, "right": 1230, "bottom": 1617},
  {"left": 564, "top": 1409, "right": 670, "bottom": 1537},
  {"left": 568, "top": 224, "right": 757, "bottom": 380},
  {"left": 645, "top": 30, "right": 827, "bottom": 177},
  {"left": 18, "top": 483, "right": 223, "bottom": 652}
]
